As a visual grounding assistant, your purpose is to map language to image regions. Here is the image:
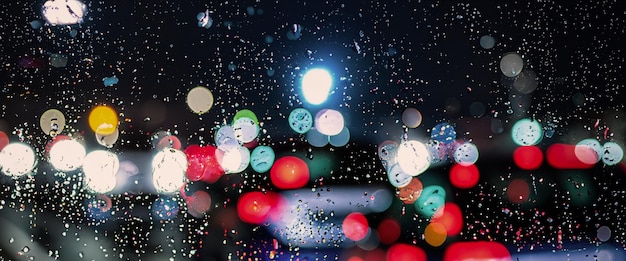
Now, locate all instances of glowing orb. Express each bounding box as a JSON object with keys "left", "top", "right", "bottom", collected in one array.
[
  {"left": 397, "top": 140, "right": 431, "bottom": 176},
  {"left": 42, "top": 0, "right": 87, "bottom": 26},
  {"left": 315, "top": 109, "right": 344, "bottom": 136},
  {"left": 387, "top": 163, "right": 413, "bottom": 188},
  {"left": 186, "top": 190, "right": 212, "bottom": 218},
  {"left": 479, "top": 35, "right": 496, "bottom": 49},
  {"left": 513, "top": 146, "right": 543, "bottom": 170},
  {"left": 443, "top": 241, "right": 511, "bottom": 261},
  {"left": 184, "top": 145, "right": 224, "bottom": 183},
  {"left": 302, "top": 68, "right": 332, "bottom": 105},
  {"left": 186, "top": 86, "right": 214, "bottom": 114},
  {"left": 216, "top": 144, "right": 250, "bottom": 174},
  {"left": 397, "top": 177, "right": 423, "bottom": 204},
  {"left": 452, "top": 142, "right": 479, "bottom": 166},
  {"left": 575, "top": 138, "right": 602, "bottom": 164},
  {"left": 152, "top": 148, "right": 188, "bottom": 193},
  {"left": 601, "top": 142, "right": 624, "bottom": 166},
  {"left": 378, "top": 140, "right": 399, "bottom": 171},
  {"left": 511, "top": 118, "right": 542, "bottom": 146},
  {"left": 49, "top": 139, "right": 86, "bottom": 172},
  {"left": 500, "top": 52, "right": 524, "bottom": 77},
  {"left": 82, "top": 150, "right": 119, "bottom": 193},
  {"left": 546, "top": 144, "right": 596, "bottom": 169},
  {"left": 95, "top": 128, "right": 119, "bottom": 148},
  {"left": 306, "top": 127, "right": 329, "bottom": 147},
  {"left": 449, "top": 164, "right": 480, "bottom": 189},
  {"left": 88, "top": 105, "right": 118, "bottom": 135},
  {"left": 237, "top": 191, "right": 271, "bottom": 224},
  {"left": 39, "top": 109, "right": 66, "bottom": 136},
  {"left": 431, "top": 202, "right": 463, "bottom": 236},
  {"left": 401, "top": 108, "right": 423, "bottom": 128},
  {"left": 270, "top": 156, "right": 309, "bottom": 189},
  {"left": 329, "top": 127, "right": 350, "bottom": 147},
  {"left": 424, "top": 222, "right": 447, "bottom": 247},
  {"left": 386, "top": 243, "right": 427, "bottom": 261},
  {"left": 431, "top": 123, "right": 456, "bottom": 144},
  {"left": 507, "top": 179, "right": 530, "bottom": 204},
  {"left": 233, "top": 117, "right": 259, "bottom": 144},
  {"left": 377, "top": 218, "right": 401, "bottom": 245},
  {"left": 250, "top": 145, "right": 275, "bottom": 173},
  {"left": 414, "top": 185, "right": 446, "bottom": 218},
  {"left": 215, "top": 125, "right": 240, "bottom": 146},
  {"left": 0, "top": 143, "right": 36, "bottom": 177},
  {"left": 0, "top": 131, "right": 8, "bottom": 151},
  {"left": 233, "top": 109, "right": 259, "bottom": 125},
  {"left": 288, "top": 108, "right": 313, "bottom": 134},
  {"left": 342, "top": 212, "right": 369, "bottom": 241},
  {"left": 597, "top": 226, "right": 611, "bottom": 242}
]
